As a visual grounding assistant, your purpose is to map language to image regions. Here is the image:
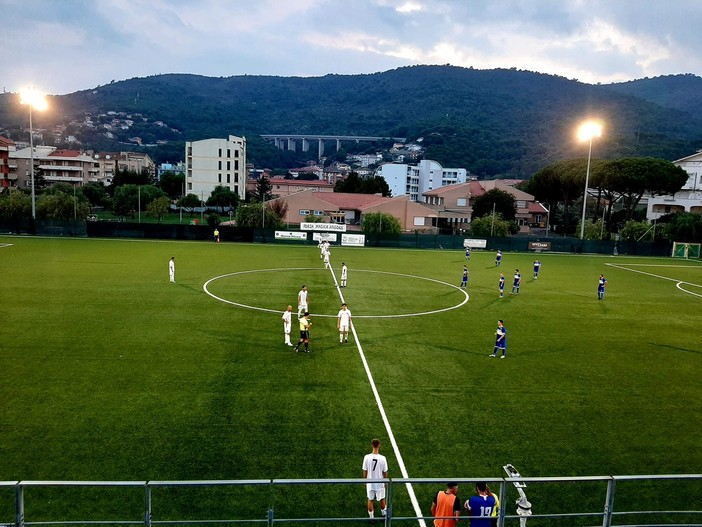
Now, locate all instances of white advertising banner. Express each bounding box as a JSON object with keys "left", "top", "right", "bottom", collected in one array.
[
  {"left": 463, "top": 238, "right": 487, "bottom": 249},
  {"left": 342, "top": 234, "right": 366, "bottom": 247},
  {"left": 275, "top": 231, "right": 308, "bottom": 240},
  {"left": 300, "top": 222, "right": 347, "bottom": 232},
  {"left": 312, "top": 232, "right": 338, "bottom": 242}
]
